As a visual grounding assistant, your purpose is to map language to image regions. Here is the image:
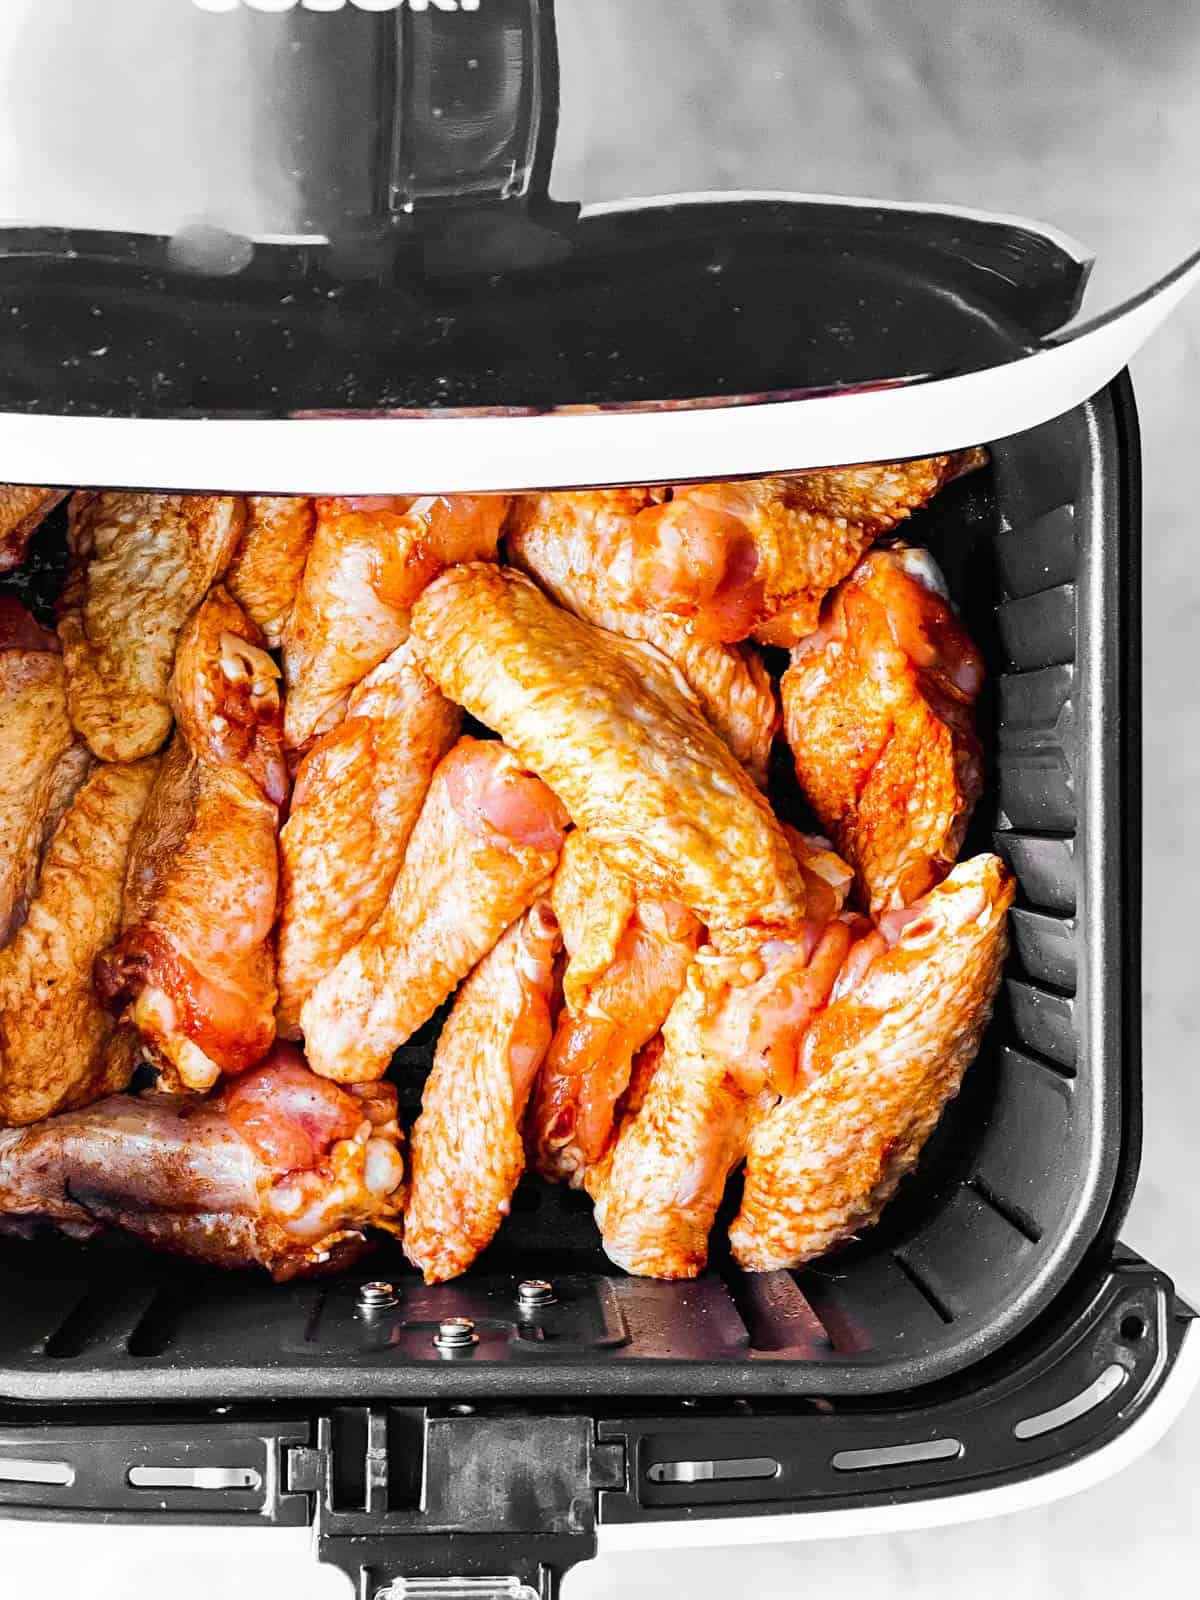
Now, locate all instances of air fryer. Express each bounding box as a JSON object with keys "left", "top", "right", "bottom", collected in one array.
[{"left": 0, "top": 5, "right": 1196, "bottom": 1598}]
